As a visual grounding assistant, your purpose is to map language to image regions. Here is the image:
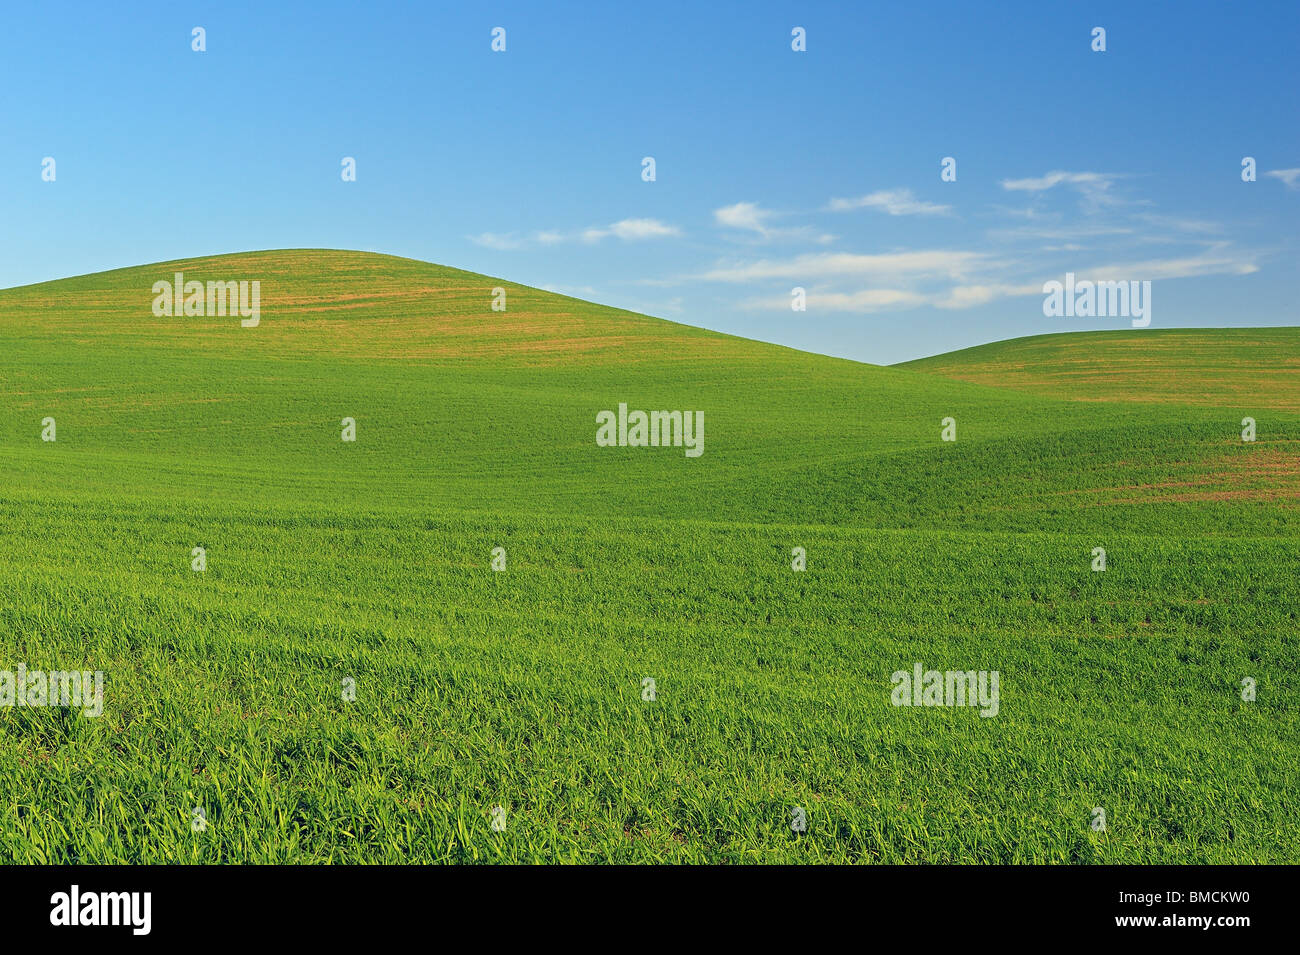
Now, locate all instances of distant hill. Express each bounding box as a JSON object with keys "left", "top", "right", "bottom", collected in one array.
[{"left": 898, "top": 328, "right": 1300, "bottom": 412}]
